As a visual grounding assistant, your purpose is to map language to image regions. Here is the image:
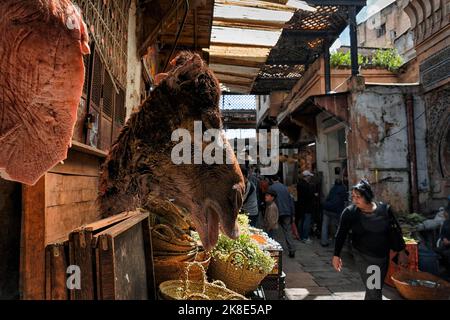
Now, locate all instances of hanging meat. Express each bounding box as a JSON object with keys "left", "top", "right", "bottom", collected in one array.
[
  {"left": 98, "top": 52, "right": 245, "bottom": 251},
  {"left": 0, "top": 0, "right": 90, "bottom": 185}
]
